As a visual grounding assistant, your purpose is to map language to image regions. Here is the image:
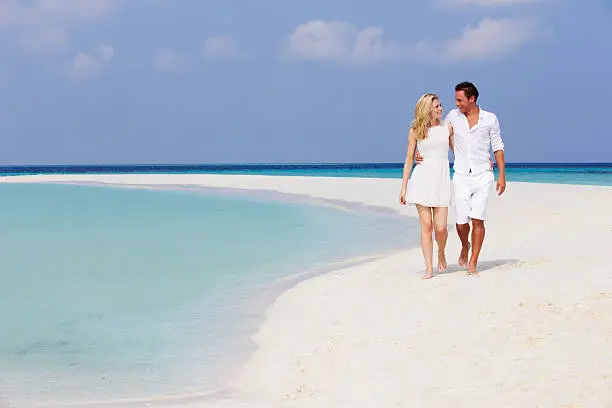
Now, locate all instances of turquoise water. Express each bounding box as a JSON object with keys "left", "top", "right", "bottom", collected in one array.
[
  {"left": 183, "top": 165, "right": 612, "bottom": 185},
  {"left": 2, "top": 163, "right": 610, "bottom": 185},
  {"left": 0, "top": 183, "right": 415, "bottom": 406}
]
